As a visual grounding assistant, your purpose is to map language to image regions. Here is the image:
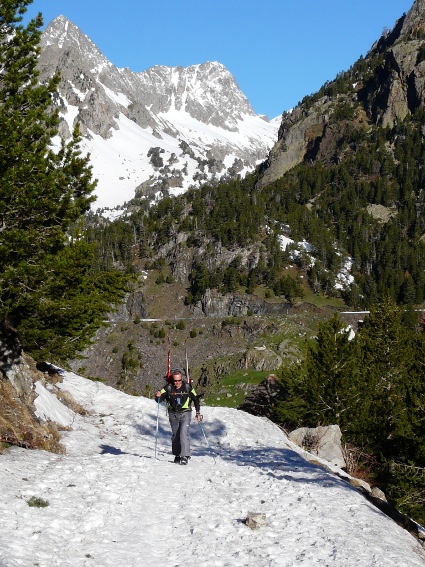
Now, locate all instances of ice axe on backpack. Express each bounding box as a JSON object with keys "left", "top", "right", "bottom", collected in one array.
[
  {"left": 166, "top": 335, "right": 171, "bottom": 381},
  {"left": 185, "top": 337, "right": 192, "bottom": 386}
]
